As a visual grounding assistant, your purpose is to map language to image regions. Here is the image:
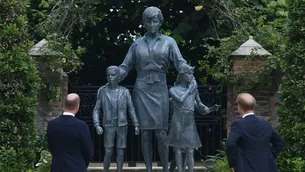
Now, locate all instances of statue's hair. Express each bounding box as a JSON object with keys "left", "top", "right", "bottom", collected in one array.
[
  {"left": 106, "top": 65, "right": 121, "bottom": 76},
  {"left": 142, "top": 6, "right": 164, "bottom": 23},
  {"left": 174, "top": 64, "right": 194, "bottom": 85}
]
